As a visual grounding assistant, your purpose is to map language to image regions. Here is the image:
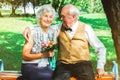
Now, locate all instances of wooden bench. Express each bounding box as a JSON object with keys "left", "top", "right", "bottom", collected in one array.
[
  {"left": 0, "top": 72, "right": 120, "bottom": 80},
  {"left": 0, "top": 72, "right": 21, "bottom": 80},
  {"left": 70, "top": 73, "right": 120, "bottom": 80},
  {"left": 71, "top": 77, "right": 120, "bottom": 80}
]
